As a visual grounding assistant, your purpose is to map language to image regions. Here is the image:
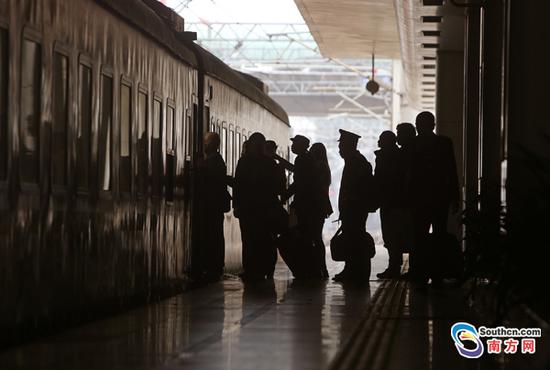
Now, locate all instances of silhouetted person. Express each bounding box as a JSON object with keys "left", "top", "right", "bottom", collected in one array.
[
  {"left": 334, "top": 129, "right": 374, "bottom": 282},
  {"left": 264, "top": 140, "right": 287, "bottom": 278},
  {"left": 395, "top": 122, "right": 417, "bottom": 278},
  {"left": 234, "top": 132, "right": 280, "bottom": 281},
  {"left": 310, "top": 143, "right": 333, "bottom": 278},
  {"left": 396, "top": 122, "right": 416, "bottom": 161},
  {"left": 241, "top": 140, "right": 248, "bottom": 157},
  {"left": 264, "top": 140, "right": 287, "bottom": 198},
  {"left": 197, "top": 132, "right": 229, "bottom": 282},
  {"left": 374, "top": 131, "right": 408, "bottom": 279},
  {"left": 283, "top": 135, "right": 323, "bottom": 278},
  {"left": 409, "top": 111, "right": 459, "bottom": 283}
]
